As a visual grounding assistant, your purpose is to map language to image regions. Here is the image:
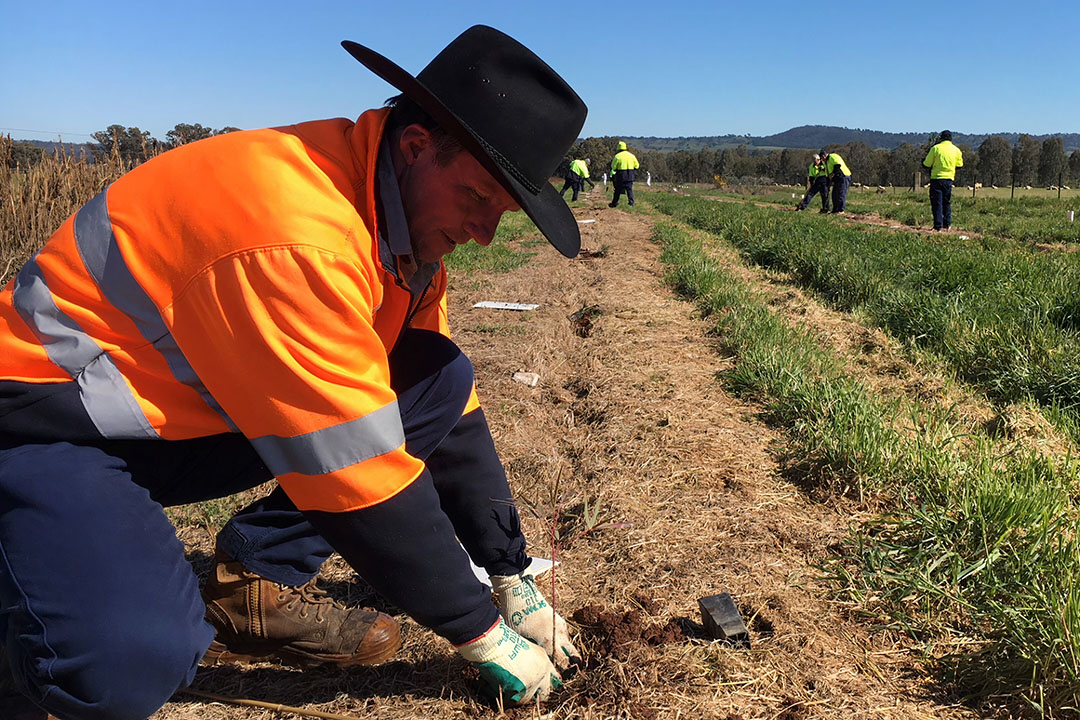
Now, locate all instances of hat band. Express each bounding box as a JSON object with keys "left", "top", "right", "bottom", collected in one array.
[{"left": 470, "top": 127, "right": 541, "bottom": 195}]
